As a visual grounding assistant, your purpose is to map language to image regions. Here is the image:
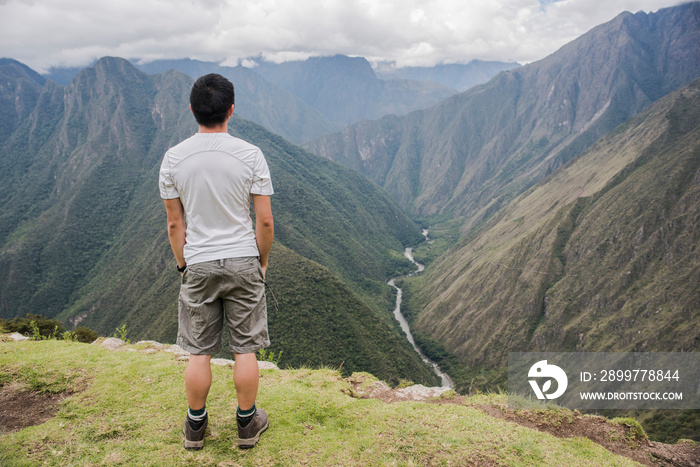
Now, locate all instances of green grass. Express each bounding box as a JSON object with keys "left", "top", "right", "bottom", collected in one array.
[
  {"left": 0, "top": 340, "right": 641, "bottom": 466},
  {"left": 610, "top": 418, "right": 649, "bottom": 444}
]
